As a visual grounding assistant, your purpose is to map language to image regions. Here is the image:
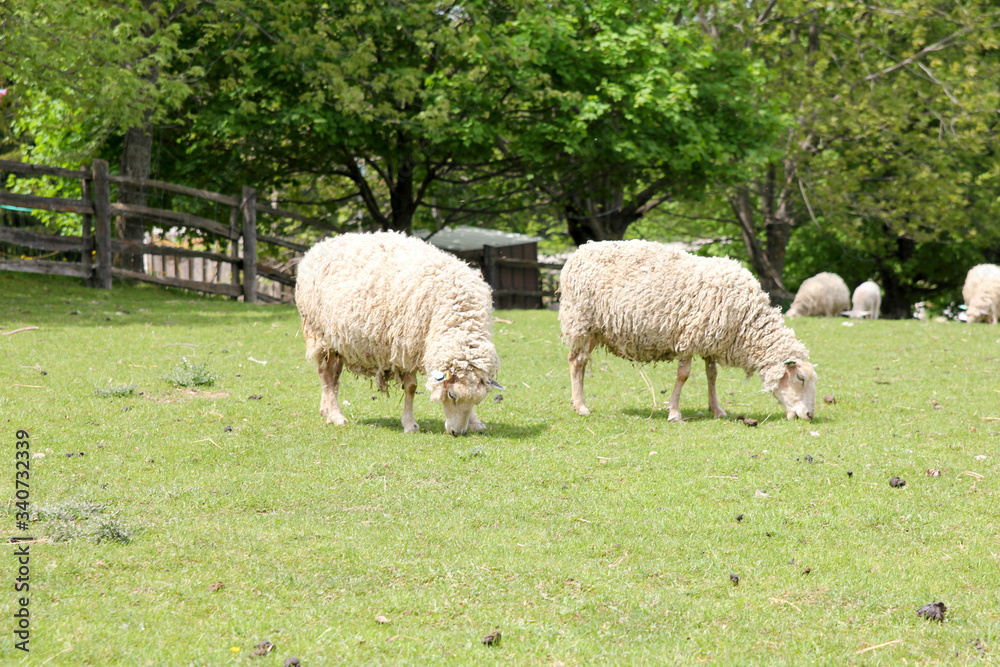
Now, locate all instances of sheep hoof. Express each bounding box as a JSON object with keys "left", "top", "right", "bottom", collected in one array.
[
  {"left": 573, "top": 404, "right": 590, "bottom": 416},
  {"left": 325, "top": 414, "right": 349, "bottom": 426},
  {"left": 713, "top": 409, "right": 728, "bottom": 419},
  {"left": 403, "top": 422, "right": 421, "bottom": 434},
  {"left": 667, "top": 412, "right": 683, "bottom": 423}
]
